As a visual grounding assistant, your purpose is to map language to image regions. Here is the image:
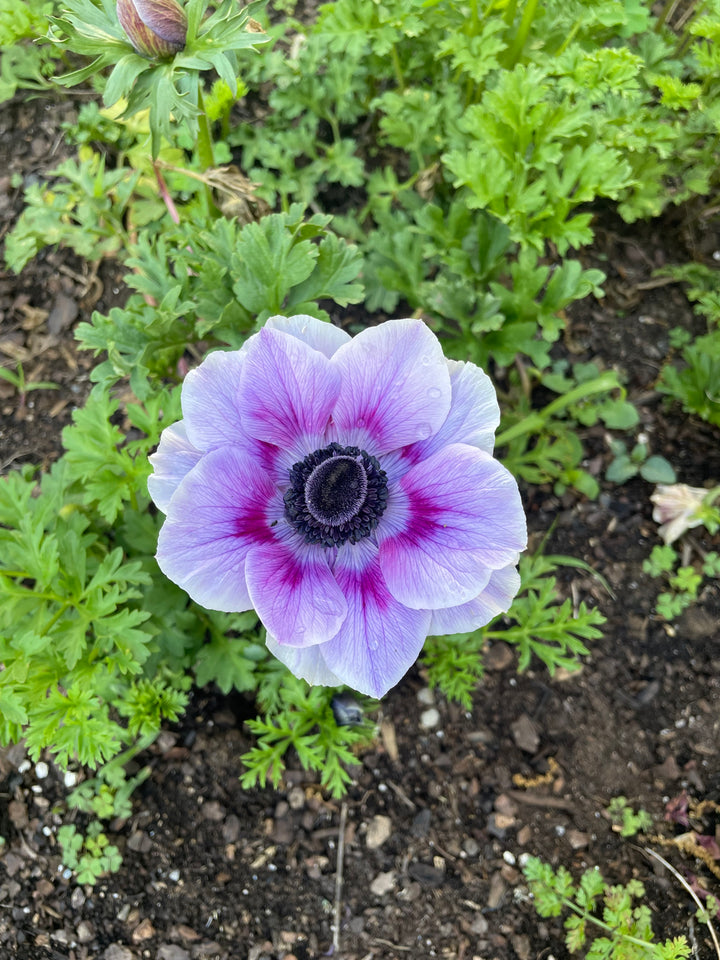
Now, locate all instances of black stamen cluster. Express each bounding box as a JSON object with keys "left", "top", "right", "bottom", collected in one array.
[{"left": 284, "top": 442, "right": 389, "bottom": 548}]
